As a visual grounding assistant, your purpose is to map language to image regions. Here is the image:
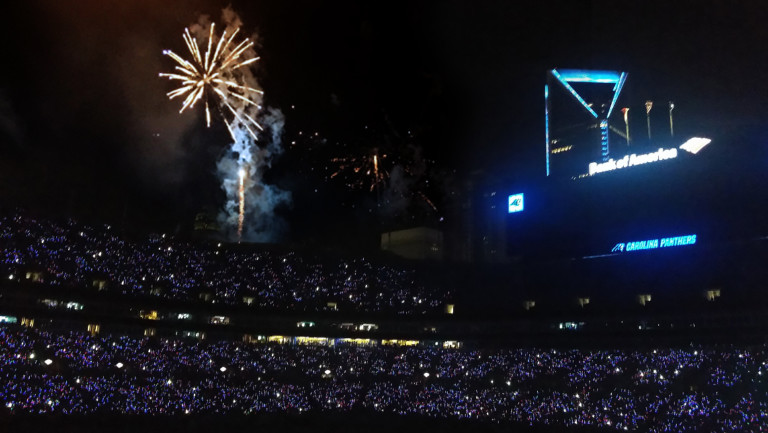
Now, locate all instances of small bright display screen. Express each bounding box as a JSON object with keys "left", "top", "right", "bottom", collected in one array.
[{"left": 508, "top": 194, "right": 524, "bottom": 213}]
